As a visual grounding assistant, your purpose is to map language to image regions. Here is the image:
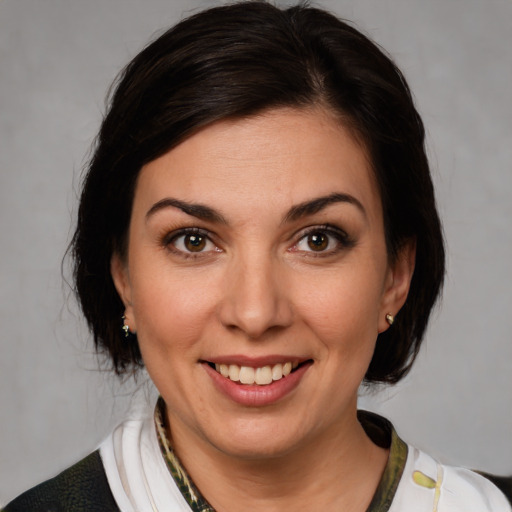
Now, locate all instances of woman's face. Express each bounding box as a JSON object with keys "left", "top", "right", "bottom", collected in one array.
[{"left": 112, "top": 108, "right": 413, "bottom": 459}]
